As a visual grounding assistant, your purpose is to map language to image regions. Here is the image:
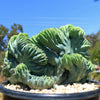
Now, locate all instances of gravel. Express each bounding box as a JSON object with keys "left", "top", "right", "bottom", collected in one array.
[{"left": 4, "top": 83, "right": 100, "bottom": 94}]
